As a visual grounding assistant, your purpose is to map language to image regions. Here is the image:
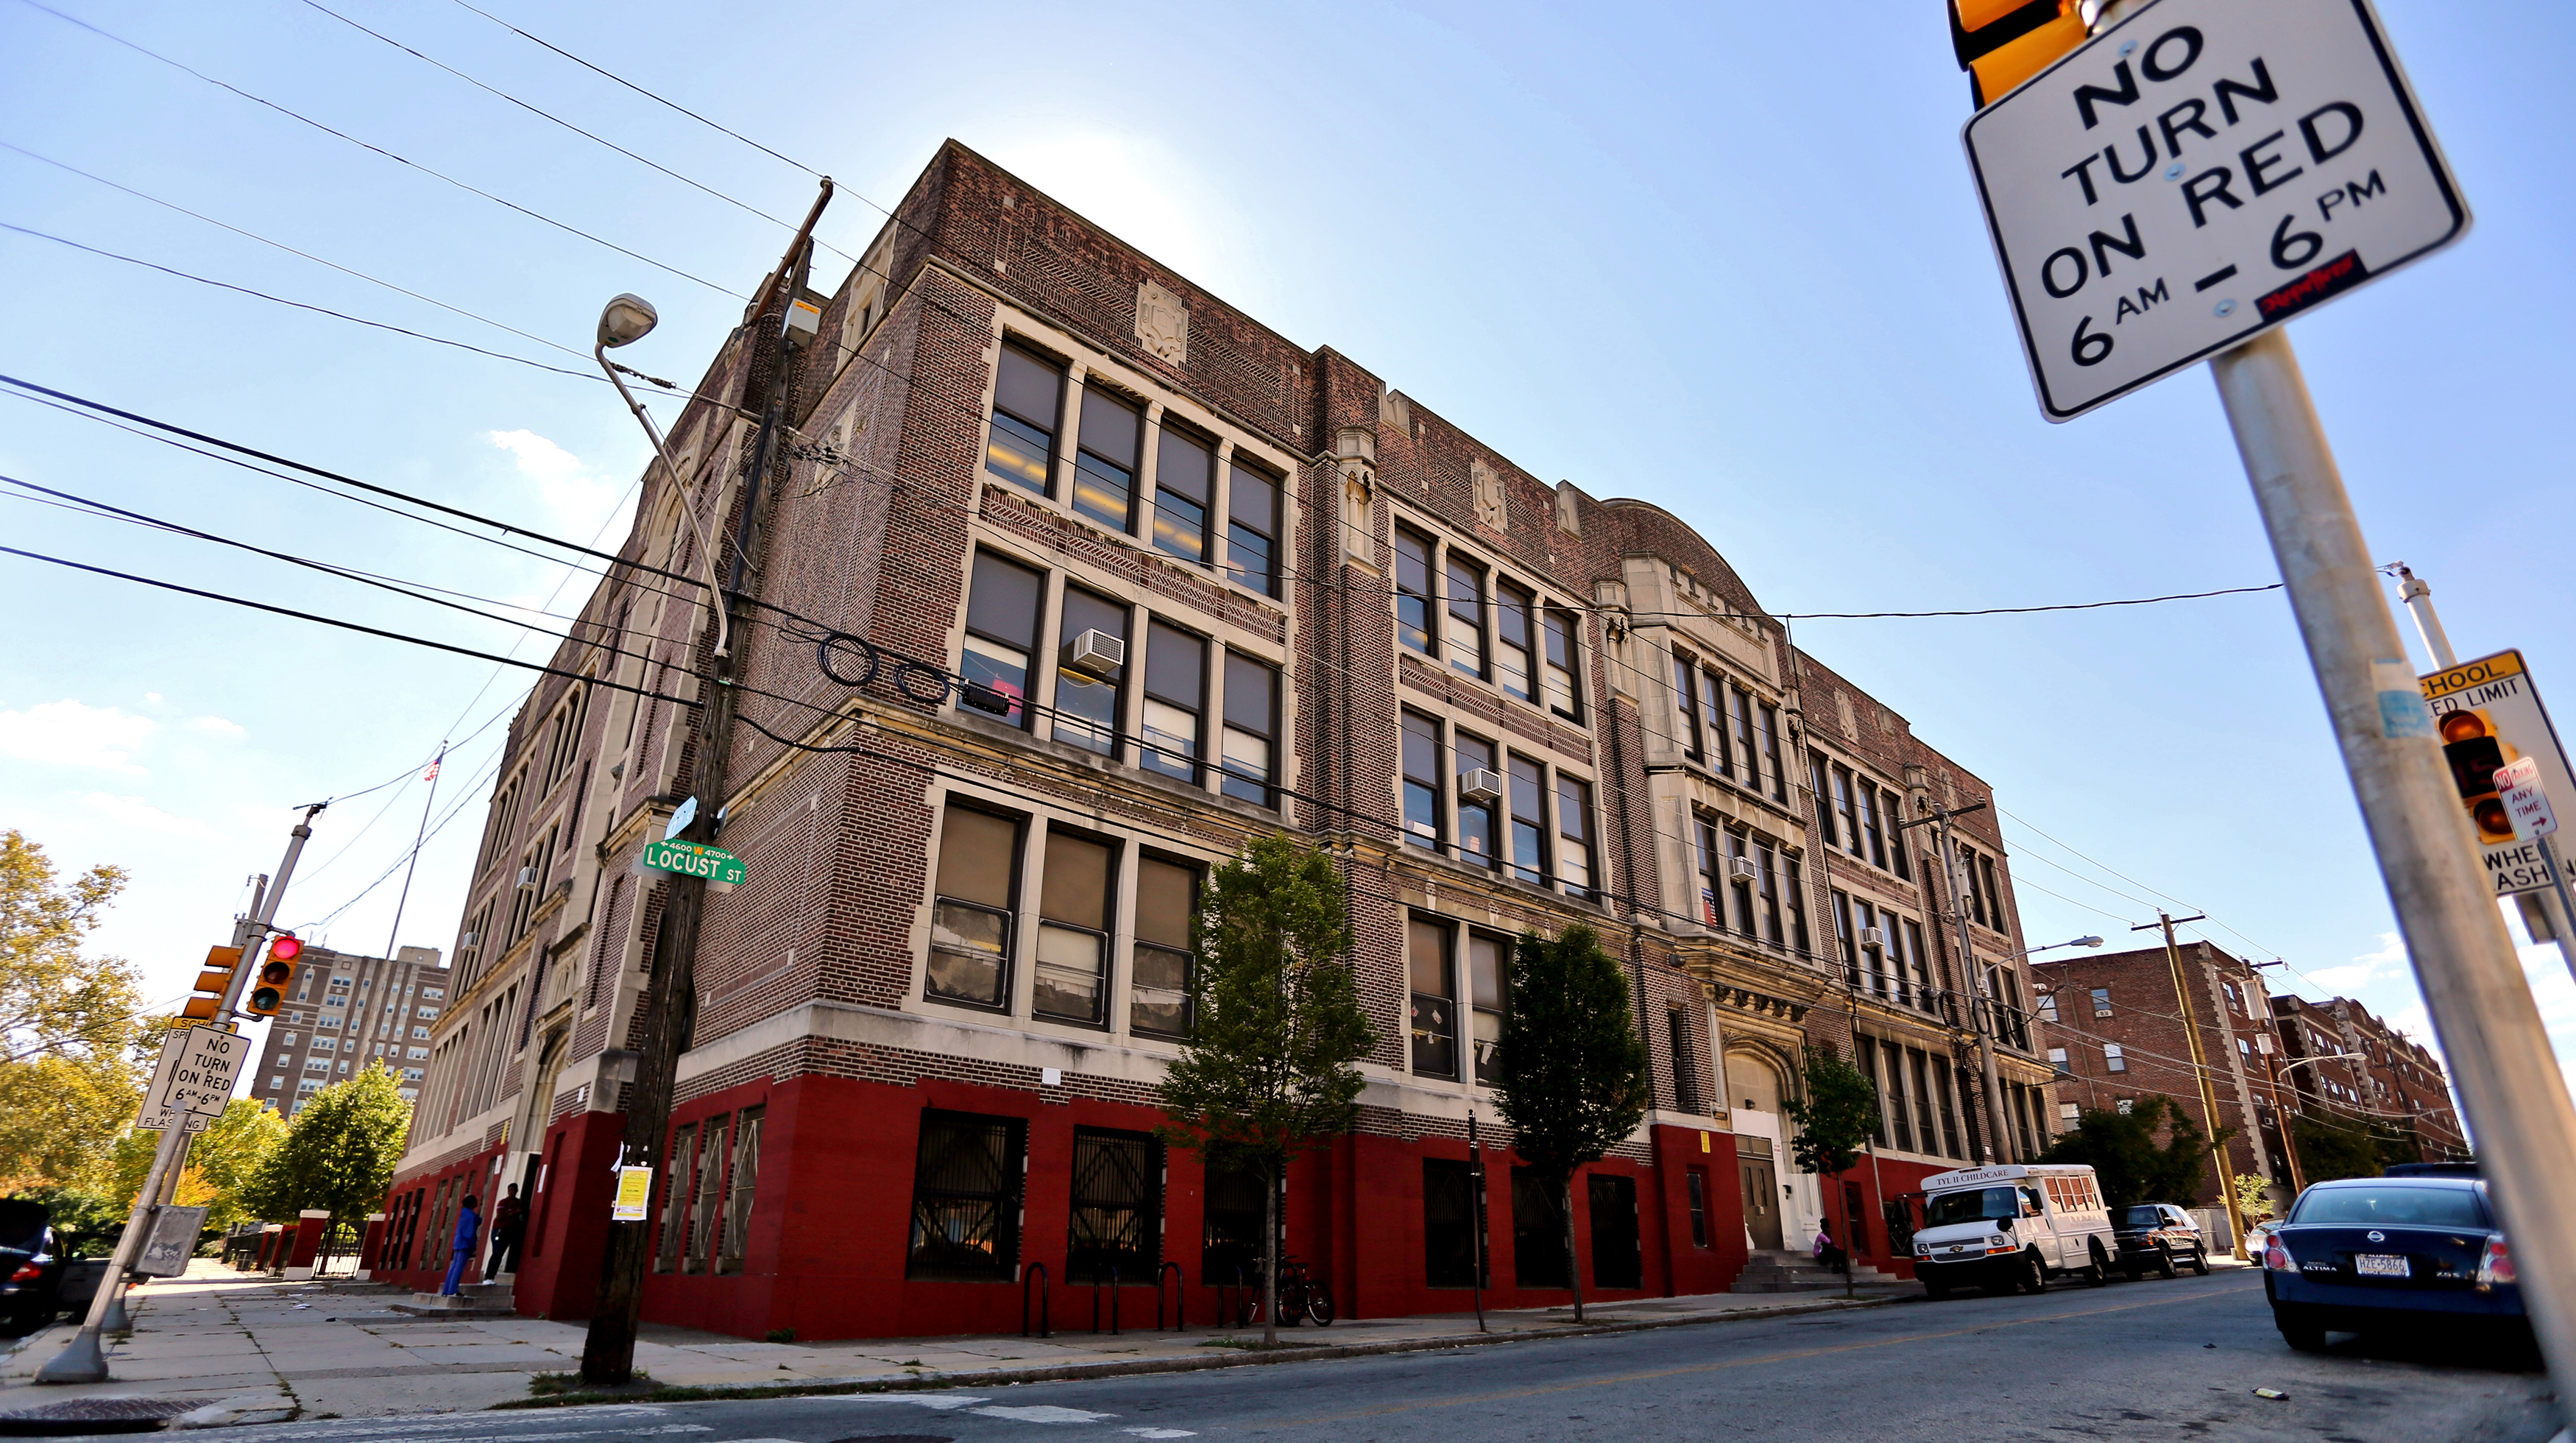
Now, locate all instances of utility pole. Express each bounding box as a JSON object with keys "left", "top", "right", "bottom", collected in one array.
[
  {"left": 2393, "top": 564, "right": 2576, "bottom": 982},
  {"left": 2134, "top": 913, "right": 2243, "bottom": 1255},
  {"left": 2211, "top": 328, "right": 2576, "bottom": 1428},
  {"left": 1899, "top": 795, "right": 2011, "bottom": 1165},
  {"left": 580, "top": 181, "right": 830, "bottom": 1387},
  {"left": 39, "top": 807, "right": 321, "bottom": 1383}
]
